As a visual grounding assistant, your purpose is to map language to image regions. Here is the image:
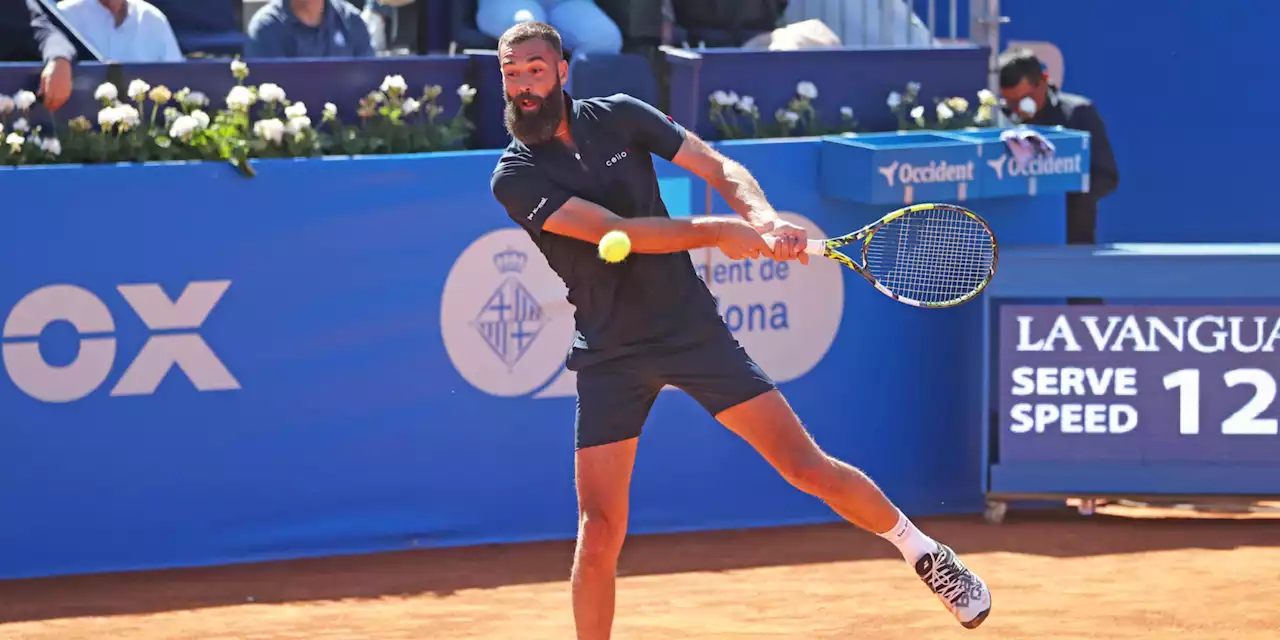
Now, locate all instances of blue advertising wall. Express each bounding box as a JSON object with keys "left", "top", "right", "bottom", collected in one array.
[
  {"left": 1003, "top": 0, "right": 1280, "bottom": 242},
  {"left": 0, "top": 132, "right": 1068, "bottom": 579}
]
